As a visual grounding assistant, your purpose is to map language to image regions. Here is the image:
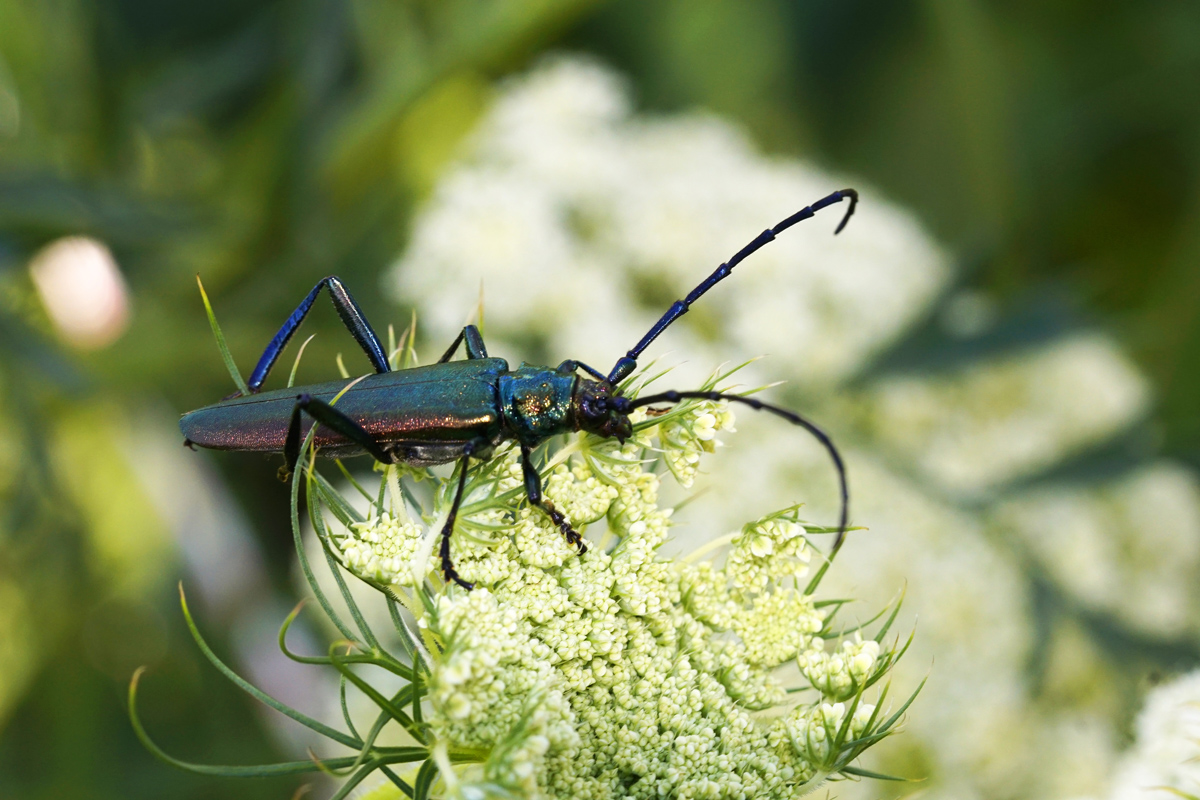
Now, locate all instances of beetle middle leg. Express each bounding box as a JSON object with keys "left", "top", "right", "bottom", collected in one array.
[
  {"left": 520, "top": 445, "right": 587, "bottom": 553},
  {"left": 438, "top": 325, "right": 488, "bottom": 363}
]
